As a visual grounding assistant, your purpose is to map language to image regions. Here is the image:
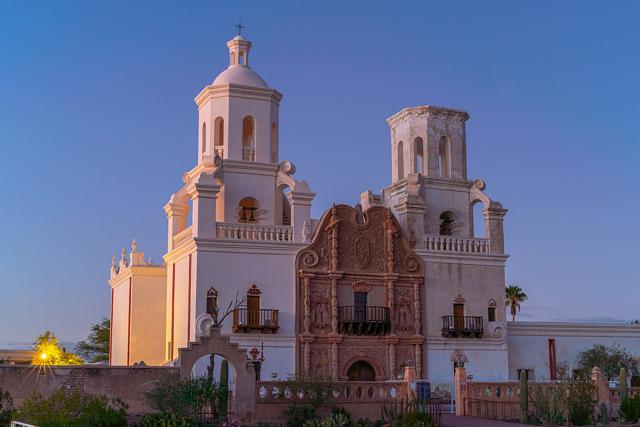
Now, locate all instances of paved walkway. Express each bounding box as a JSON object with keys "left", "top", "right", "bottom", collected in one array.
[{"left": 443, "top": 415, "right": 527, "bottom": 427}]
